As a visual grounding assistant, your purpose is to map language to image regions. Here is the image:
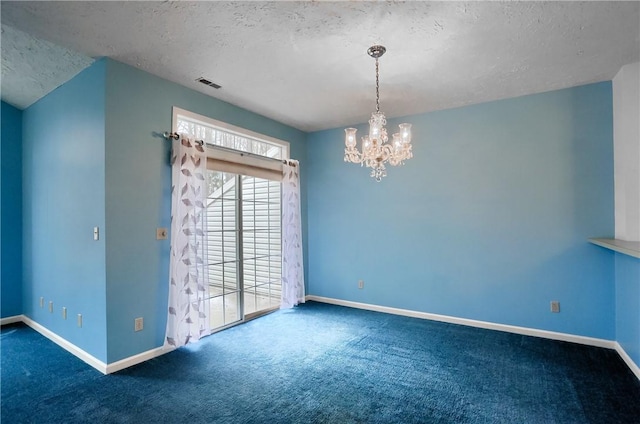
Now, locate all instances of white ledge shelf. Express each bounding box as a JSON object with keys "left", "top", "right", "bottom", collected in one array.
[{"left": 589, "top": 238, "right": 640, "bottom": 259}]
